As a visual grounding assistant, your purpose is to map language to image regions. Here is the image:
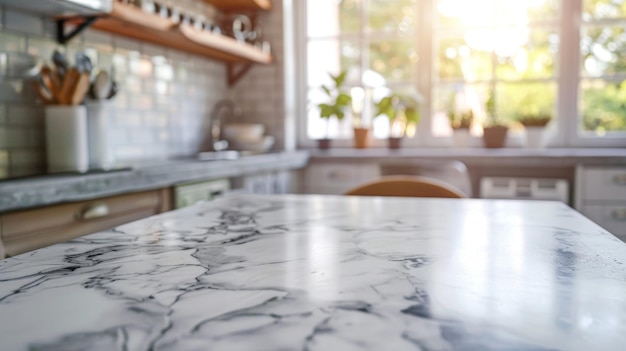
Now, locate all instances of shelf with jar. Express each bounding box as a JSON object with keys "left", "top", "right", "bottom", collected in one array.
[
  {"left": 60, "top": 0, "right": 272, "bottom": 86},
  {"left": 203, "top": 0, "right": 272, "bottom": 12}
]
